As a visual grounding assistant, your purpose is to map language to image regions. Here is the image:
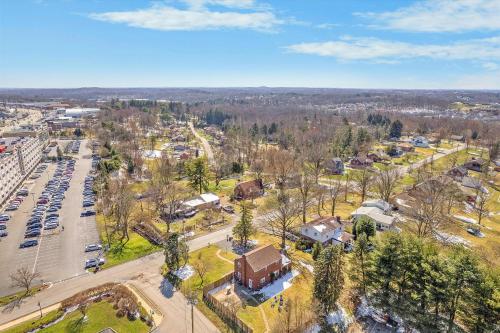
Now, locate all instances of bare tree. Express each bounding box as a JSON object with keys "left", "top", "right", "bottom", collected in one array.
[
  {"left": 344, "top": 171, "right": 351, "bottom": 202},
  {"left": 327, "top": 178, "right": 343, "bottom": 217},
  {"left": 193, "top": 260, "right": 209, "bottom": 286},
  {"left": 110, "top": 179, "right": 135, "bottom": 246},
  {"left": 474, "top": 190, "right": 489, "bottom": 226},
  {"left": 162, "top": 182, "right": 189, "bottom": 234},
  {"left": 264, "top": 192, "right": 300, "bottom": 251},
  {"left": 10, "top": 267, "right": 40, "bottom": 295},
  {"left": 374, "top": 168, "right": 401, "bottom": 203},
  {"left": 298, "top": 169, "right": 316, "bottom": 223},
  {"left": 353, "top": 168, "right": 373, "bottom": 202},
  {"left": 410, "top": 177, "right": 450, "bottom": 237},
  {"left": 265, "top": 149, "right": 296, "bottom": 193}
]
